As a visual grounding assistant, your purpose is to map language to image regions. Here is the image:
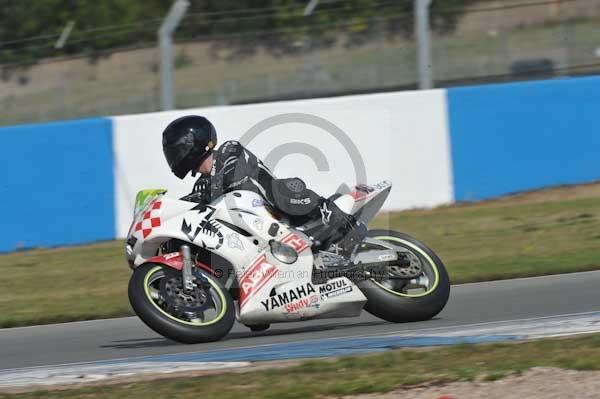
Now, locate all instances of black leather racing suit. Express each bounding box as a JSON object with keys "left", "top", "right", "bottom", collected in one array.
[{"left": 191, "top": 140, "right": 362, "bottom": 252}]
